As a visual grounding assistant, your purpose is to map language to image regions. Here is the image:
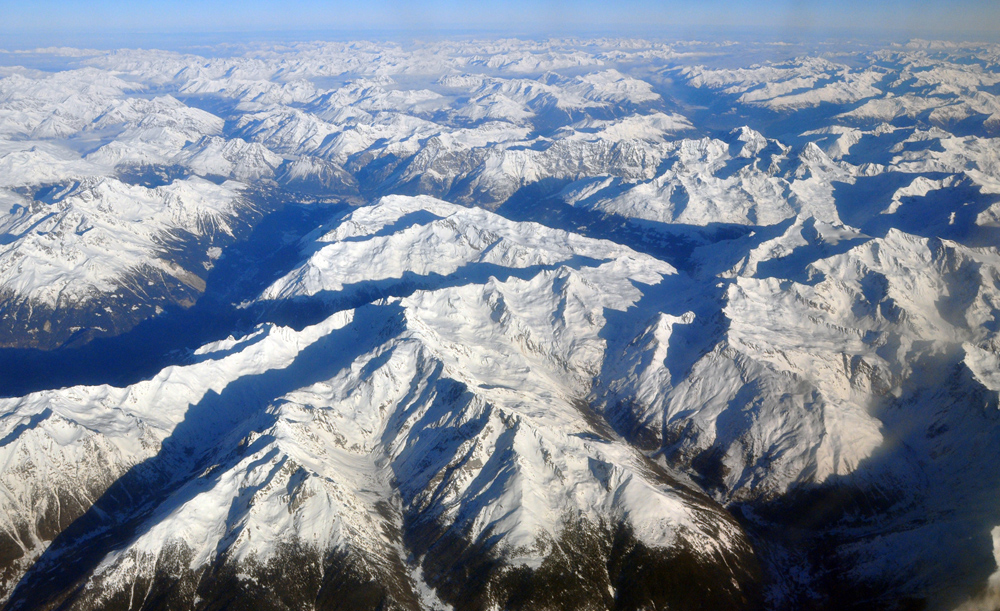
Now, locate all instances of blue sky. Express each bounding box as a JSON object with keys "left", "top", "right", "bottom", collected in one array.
[{"left": 0, "top": 0, "right": 997, "bottom": 42}]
